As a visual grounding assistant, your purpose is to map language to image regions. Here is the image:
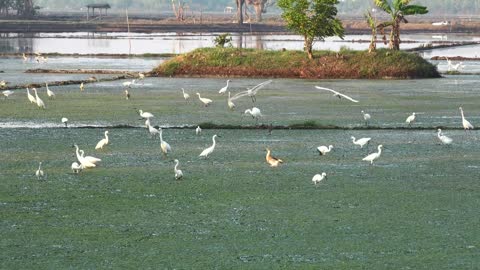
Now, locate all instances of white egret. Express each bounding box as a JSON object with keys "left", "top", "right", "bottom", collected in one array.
[
  {"left": 315, "top": 86, "right": 359, "bottom": 103},
  {"left": 22, "top": 53, "right": 28, "bottom": 61},
  {"left": 73, "top": 144, "right": 96, "bottom": 168},
  {"left": 196, "top": 126, "right": 202, "bottom": 135},
  {"left": 199, "top": 134, "right": 219, "bottom": 158},
  {"left": 362, "top": 145, "right": 383, "bottom": 165},
  {"left": 159, "top": 128, "right": 172, "bottom": 155},
  {"left": 196, "top": 93, "right": 213, "bottom": 107},
  {"left": 95, "top": 131, "right": 109, "bottom": 150},
  {"left": 459, "top": 107, "right": 474, "bottom": 130},
  {"left": 445, "top": 57, "right": 464, "bottom": 72},
  {"left": 32, "top": 88, "right": 46, "bottom": 109},
  {"left": 361, "top": 110, "right": 371, "bottom": 126},
  {"left": 79, "top": 82, "right": 84, "bottom": 92},
  {"left": 147, "top": 122, "right": 160, "bottom": 138},
  {"left": 227, "top": 91, "right": 235, "bottom": 110},
  {"left": 80, "top": 150, "right": 102, "bottom": 164},
  {"left": 46, "top": 83, "right": 55, "bottom": 99},
  {"left": 71, "top": 162, "right": 83, "bottom": 174},
  {"left": 35, "top": 162, "right": 44, "bottom": 180},
  {"left": 230, "top": 80, "right": 272, "bottom": 103},
  {"left": 138, "top": 72, "right": 145, "bottom": 80},
  {"left": 317, "top": 145, "right": 333, "bottom": 156},
  {"left": 124, "top": 89, "right": 130, "bottom": 100},
  {"left": 2, "top": 90, "right": 14, "bottom": 99},
  {"left": 406, "top": 112, "right": 416, "bottom": 126},
  {"left": 244, "top": 107, "right": 262, "bottom": 123},
  {"left": 139, "top": 109, "right": 154, "bottom": 119},
  {"left": 181, "top": 88, "right": 190, "bottom": 102},
  {"left": 122, "top": 79, "right": 135, "bottom": 88},
  {"left": 27, "top": 88, "right": 36, "bottom": 104},
  {"left": 61, "top": 117, "right": 69, "bottom": 127},
  {"left": 145, "top": 118, "right": 151, "bottom": 128},
  {"left": 351, "top": 136, "right": 371, "bottom": 148},
  {"left": 174, "top": 159, "right": 183, "bottom": 180},
  {"left": 266, "top": 148, "right": 283, "bottom": 167},
  {"left": 437, "top": 129, "right": 453, "bottom": 145},
  {"left": 218, "top": 79, "right": 230, "bottom": 94},
  {"left": 312, "top": 172, "right": 327, "bottom": 185}
]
